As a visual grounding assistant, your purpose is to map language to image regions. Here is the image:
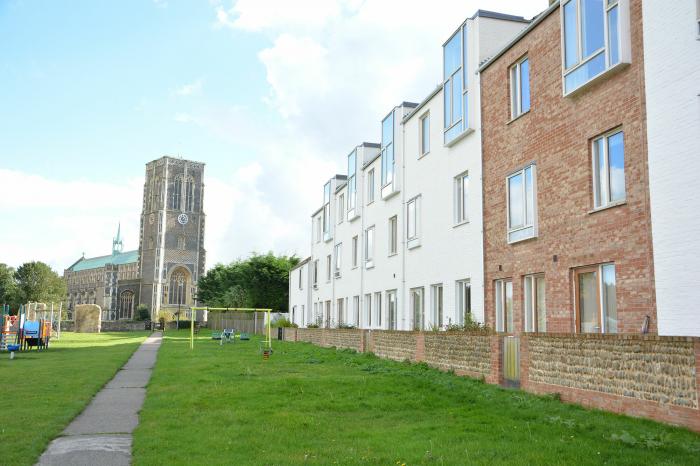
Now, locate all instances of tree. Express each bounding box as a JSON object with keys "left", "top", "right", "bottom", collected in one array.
[
  {"left": 0, "top": 263, "right": 18, "bottom": 307},
  {"left": 197, "top": 253, "right": 299, "bottom": 312},
  {"left": 14, "top": 261, "right": 66, "bottom": 305}
]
